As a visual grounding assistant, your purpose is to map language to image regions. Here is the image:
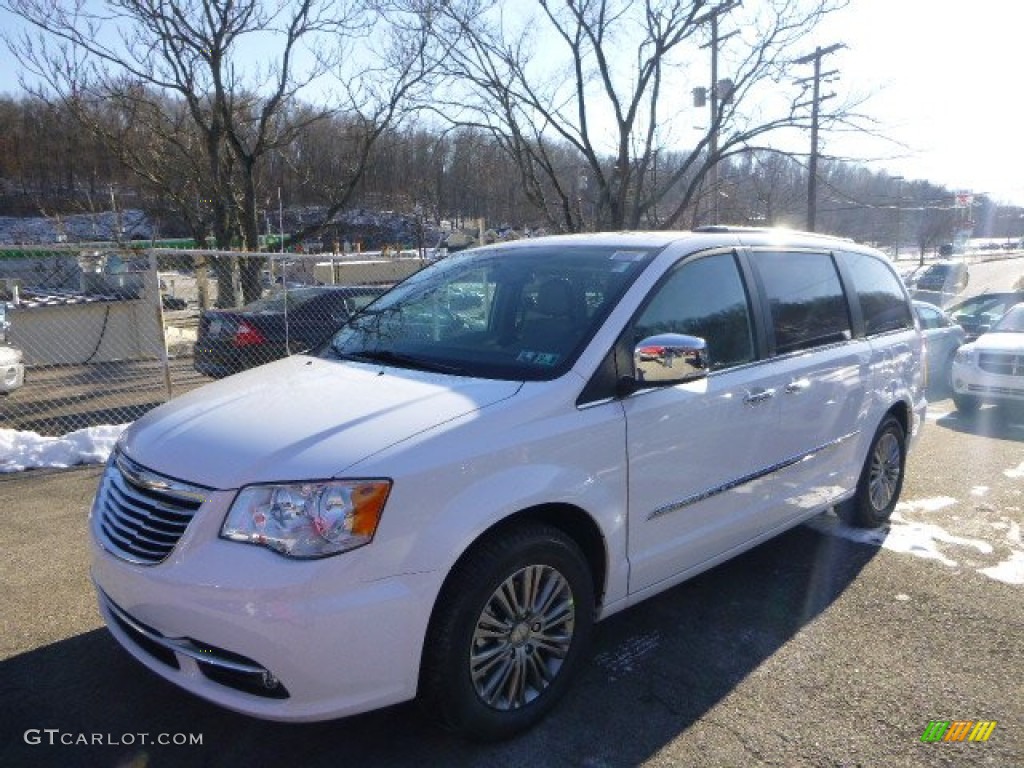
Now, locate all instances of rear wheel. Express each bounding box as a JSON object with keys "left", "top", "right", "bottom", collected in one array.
[
  {"left": 839, "top": 415, "right": 906, "bottom": 528},
  {"left": 419, "top": 522, "right": 595, "bottom": 741}
]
